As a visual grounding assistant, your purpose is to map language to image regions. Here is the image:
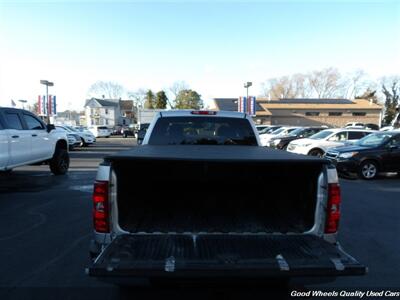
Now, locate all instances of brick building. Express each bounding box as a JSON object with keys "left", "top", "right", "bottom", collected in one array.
[{"left": 212, "top": 98, "right": 382, "bottom": 127}]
